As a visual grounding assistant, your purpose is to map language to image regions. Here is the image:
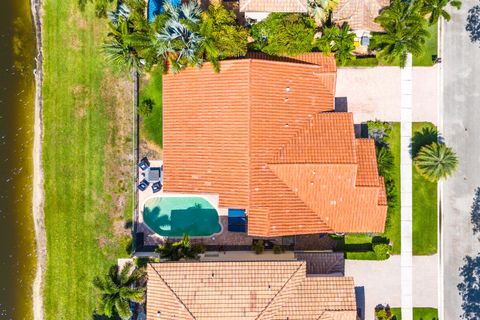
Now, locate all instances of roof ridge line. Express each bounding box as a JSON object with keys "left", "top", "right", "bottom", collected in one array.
[
  {"left": 149, "top": 264, "right": 196, "bottom": 320},
  {"left": 239, "top": 0, "right": 251, "bottom": 11},
  {"left": 254, "top": 261, "right": 306, "bottom": 320}
]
